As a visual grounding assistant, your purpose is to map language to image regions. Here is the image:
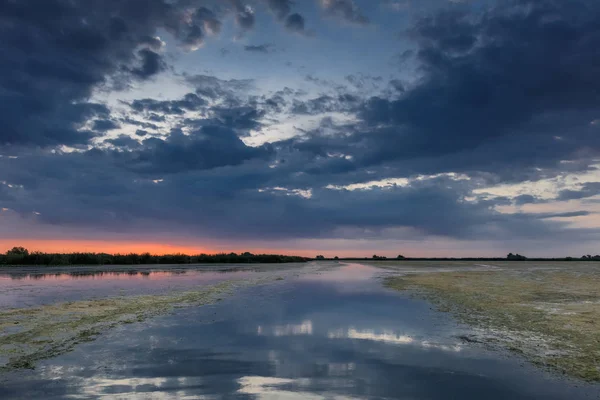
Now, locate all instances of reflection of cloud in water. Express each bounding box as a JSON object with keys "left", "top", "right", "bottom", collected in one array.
[
  {"left": 257, "top": 320, "right": 313, "bottom": 336},
  {"left": 38, "top": 365, "right": 208, "bottom": 399},
  {"left": 328, "top": 328, "right": 462, "bottom": 352},
  {"left": 329, "top": 328, "right": 413, "bottom": 344},
  {"left": 68, "top": 377, "right": 205, "bottom": 399},
  {"left": 237, "top": 376, "right": 365, "bottom": 400}
]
